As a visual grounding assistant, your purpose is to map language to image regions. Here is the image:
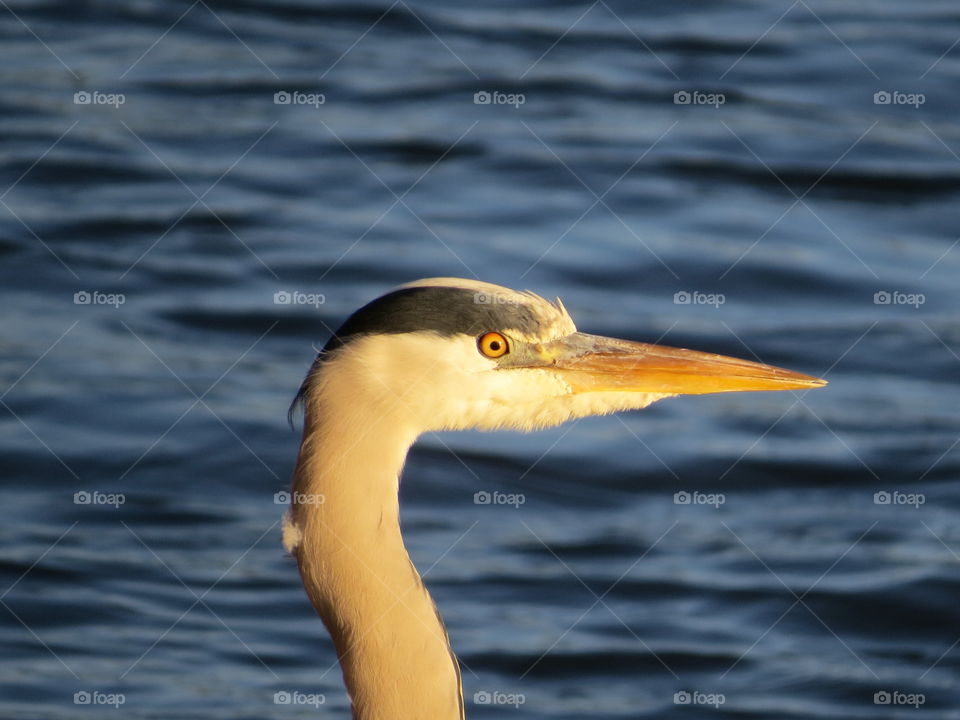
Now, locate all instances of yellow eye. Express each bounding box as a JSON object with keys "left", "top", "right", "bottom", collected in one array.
[{"left": 477, "top": 331, "right": 509, "bottom": 358}]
